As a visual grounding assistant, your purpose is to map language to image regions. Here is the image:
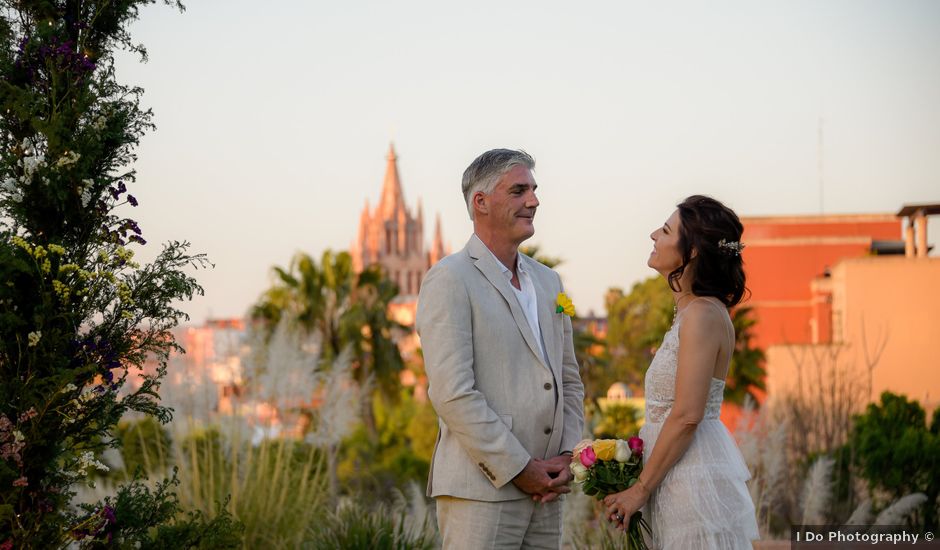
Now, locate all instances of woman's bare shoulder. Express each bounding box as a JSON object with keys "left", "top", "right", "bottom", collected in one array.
[{"left": 680, "top": 298, "right": 728, "bottom": 331}]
